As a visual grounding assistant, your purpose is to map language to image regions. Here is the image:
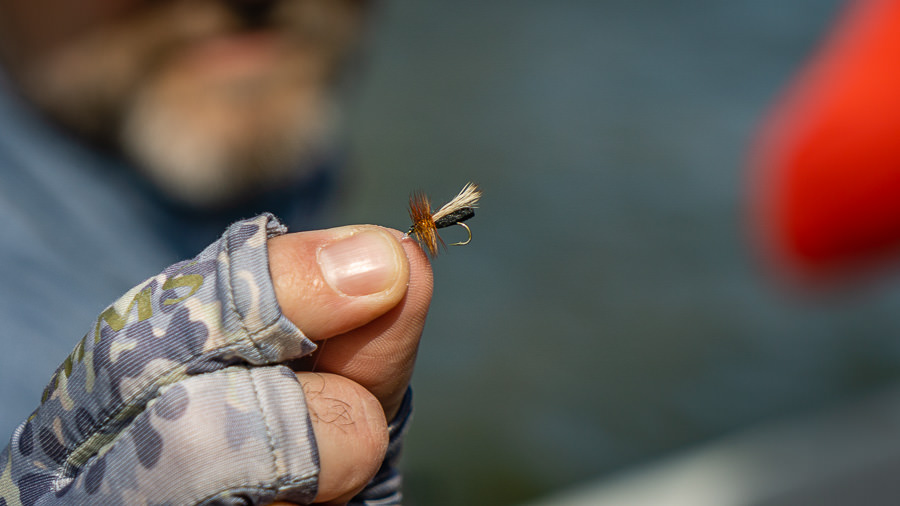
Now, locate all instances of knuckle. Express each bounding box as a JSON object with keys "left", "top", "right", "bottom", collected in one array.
[{"left": 298, "top": 373, "right": 388, "bottom": 501}]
